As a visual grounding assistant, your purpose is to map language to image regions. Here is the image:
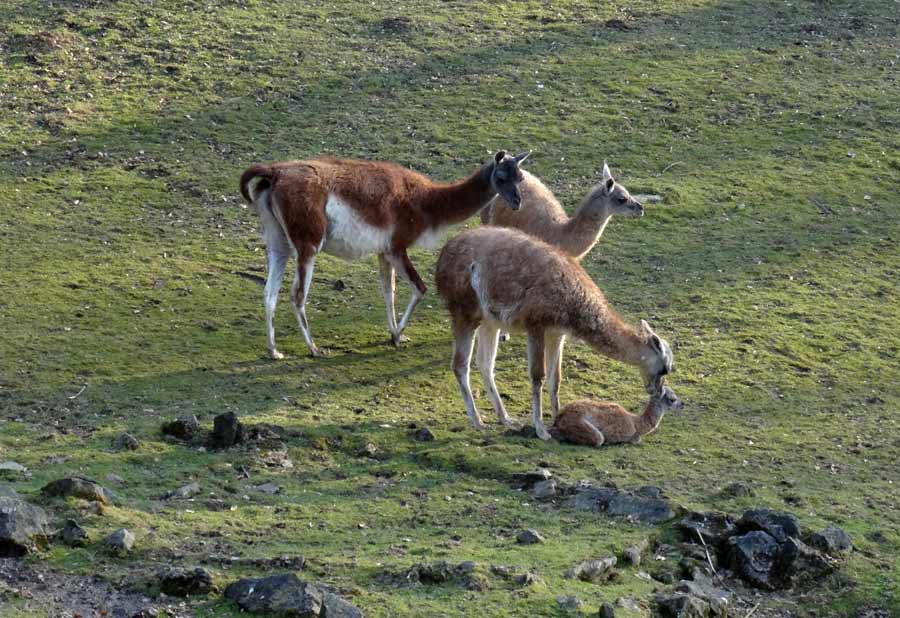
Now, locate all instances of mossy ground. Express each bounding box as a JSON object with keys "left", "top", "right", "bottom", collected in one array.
[{"left": 1, "top": 1, "right": 898, "bottom": 616}]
